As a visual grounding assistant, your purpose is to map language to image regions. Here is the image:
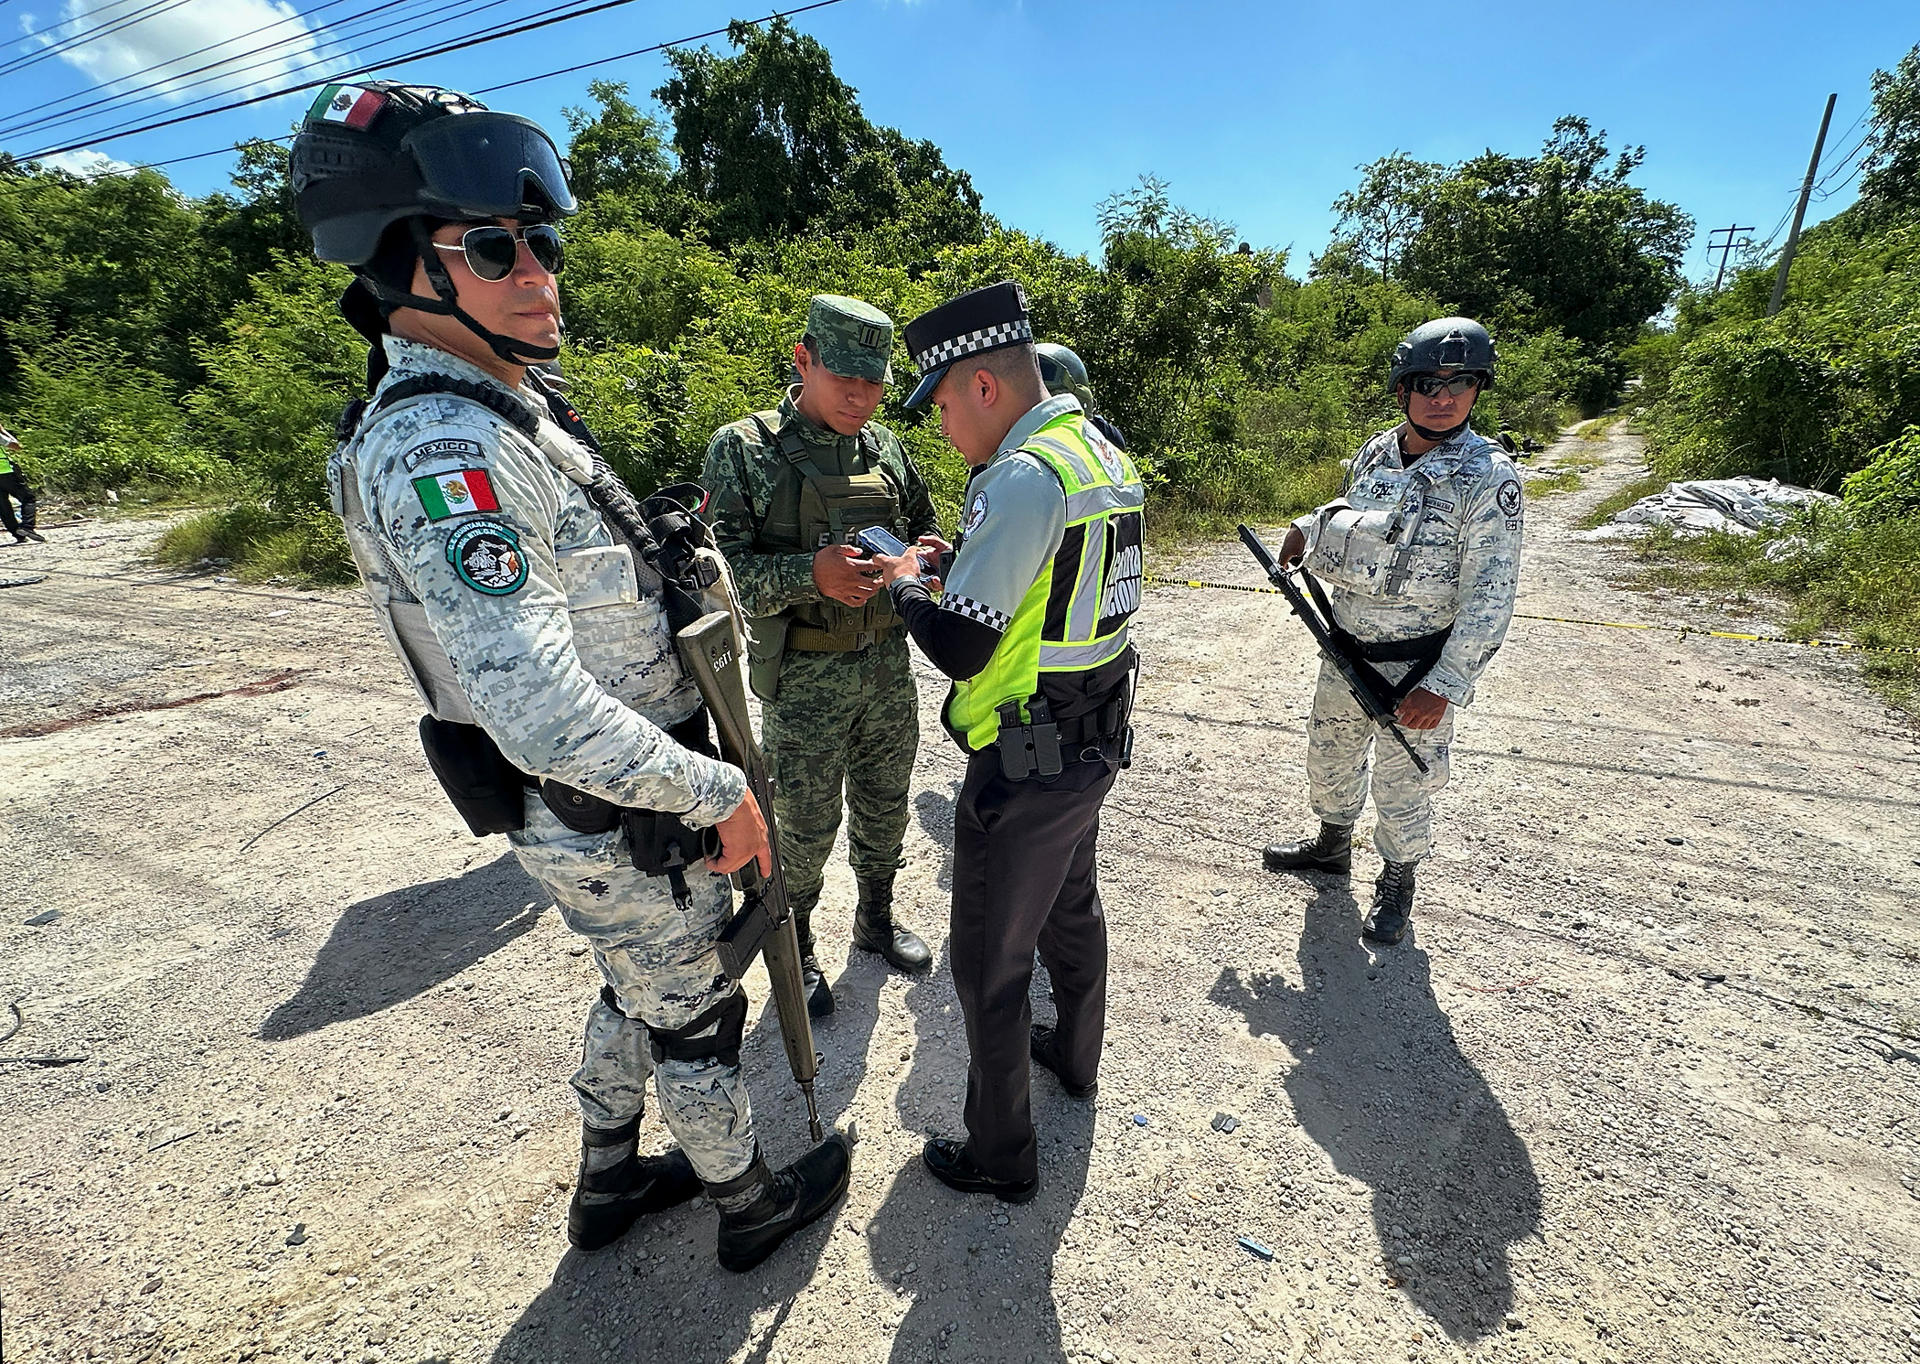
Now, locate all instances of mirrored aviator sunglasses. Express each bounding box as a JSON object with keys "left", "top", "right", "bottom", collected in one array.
[
  {"left": 1410, "top": 372, "right": 1480, "bottom": 398},
  {"left": 433, "top": 223, "right": 564, "bottom": 281}
]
